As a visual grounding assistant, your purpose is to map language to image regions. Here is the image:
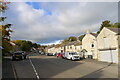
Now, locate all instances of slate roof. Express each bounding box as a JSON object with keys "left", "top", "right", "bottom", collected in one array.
[
  {"left": 65, "top": 41, "right": 82, "bottom": 46},
  {"left": 90, "top": 33, "right": 98, "bottom": 37},
  {"left": 107, "top": 27, "right": 120, "bottom": 34}
]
